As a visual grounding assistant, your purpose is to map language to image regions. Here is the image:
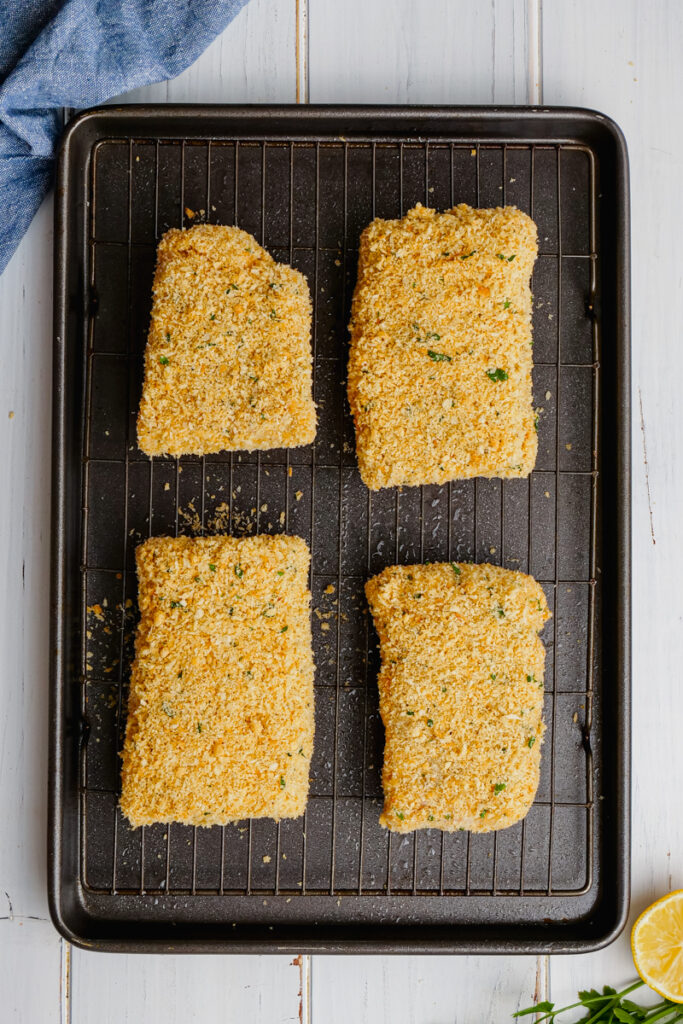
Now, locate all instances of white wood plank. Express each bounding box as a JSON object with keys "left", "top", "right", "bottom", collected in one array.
[
  {"left": 119, "top": 0, "right": 296, "bottom": 105},
  {"left": 311, "top": 955, "right": 543, "bottom": 1024},
  {"left": 308, "top": 0, "right": 529, "bottom": 104},
  {"left": 0, "top": 198, "right": 54, "bottom": 922},
  {"left": 542, "top": 0, "right": 683, "bottom": 1004},
  {"left": 307, "top": 2, "right": 543, "bottom": 1018},
  {"left": 0, "top": 918, "right": 63, "bottom": 1023},
  {"left": 70, "top": 949, "right": 304, "bottom": 1024},
  {"left": 65, "top": 3, "right": 306, "bottom": 1022}
]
